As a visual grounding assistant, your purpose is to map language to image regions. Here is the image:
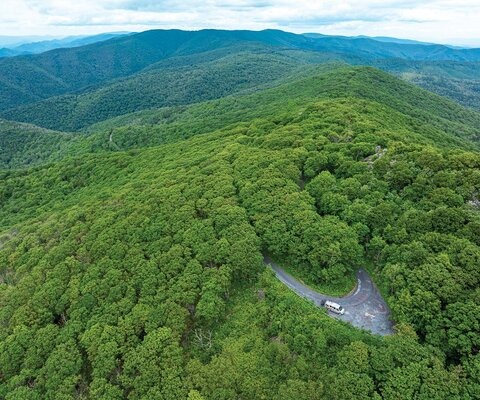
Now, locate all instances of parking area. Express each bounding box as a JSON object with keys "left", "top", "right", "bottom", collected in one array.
[{"left": 264, "top": 256, "right": 394, "bottom": 336}]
